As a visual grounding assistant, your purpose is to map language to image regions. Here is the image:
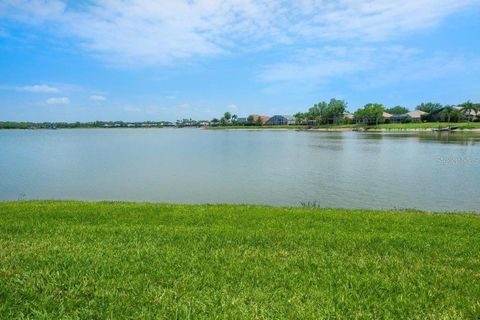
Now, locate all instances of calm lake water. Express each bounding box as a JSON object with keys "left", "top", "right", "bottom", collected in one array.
[{"left": 1, "top": 129, "right": 479, "bottom": 212}]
